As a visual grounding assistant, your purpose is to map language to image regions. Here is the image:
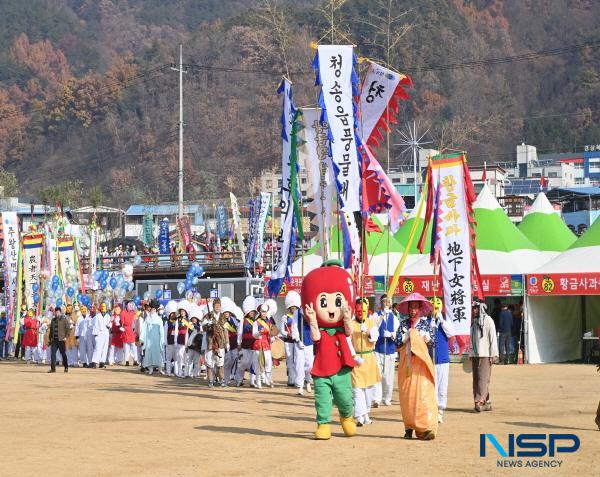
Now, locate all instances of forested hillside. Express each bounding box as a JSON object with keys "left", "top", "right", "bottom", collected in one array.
[{"left": 0, "top": 0, "right": 599, "bottom": 206}]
